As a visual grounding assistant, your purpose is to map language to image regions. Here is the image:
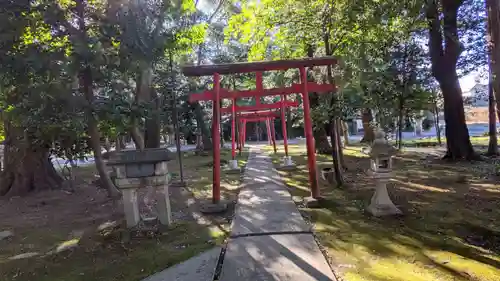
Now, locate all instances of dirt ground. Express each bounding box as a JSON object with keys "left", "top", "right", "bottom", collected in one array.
[{"left": 0, "top": 149, "right": 248, "bottom": 281}]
